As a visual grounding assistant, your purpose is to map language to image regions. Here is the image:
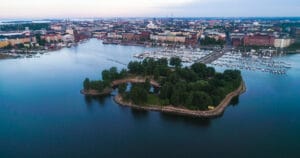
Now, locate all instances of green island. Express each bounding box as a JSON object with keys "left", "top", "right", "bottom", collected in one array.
[{"left": 81, "top": 57, "right": 246, "bottom": 118}]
